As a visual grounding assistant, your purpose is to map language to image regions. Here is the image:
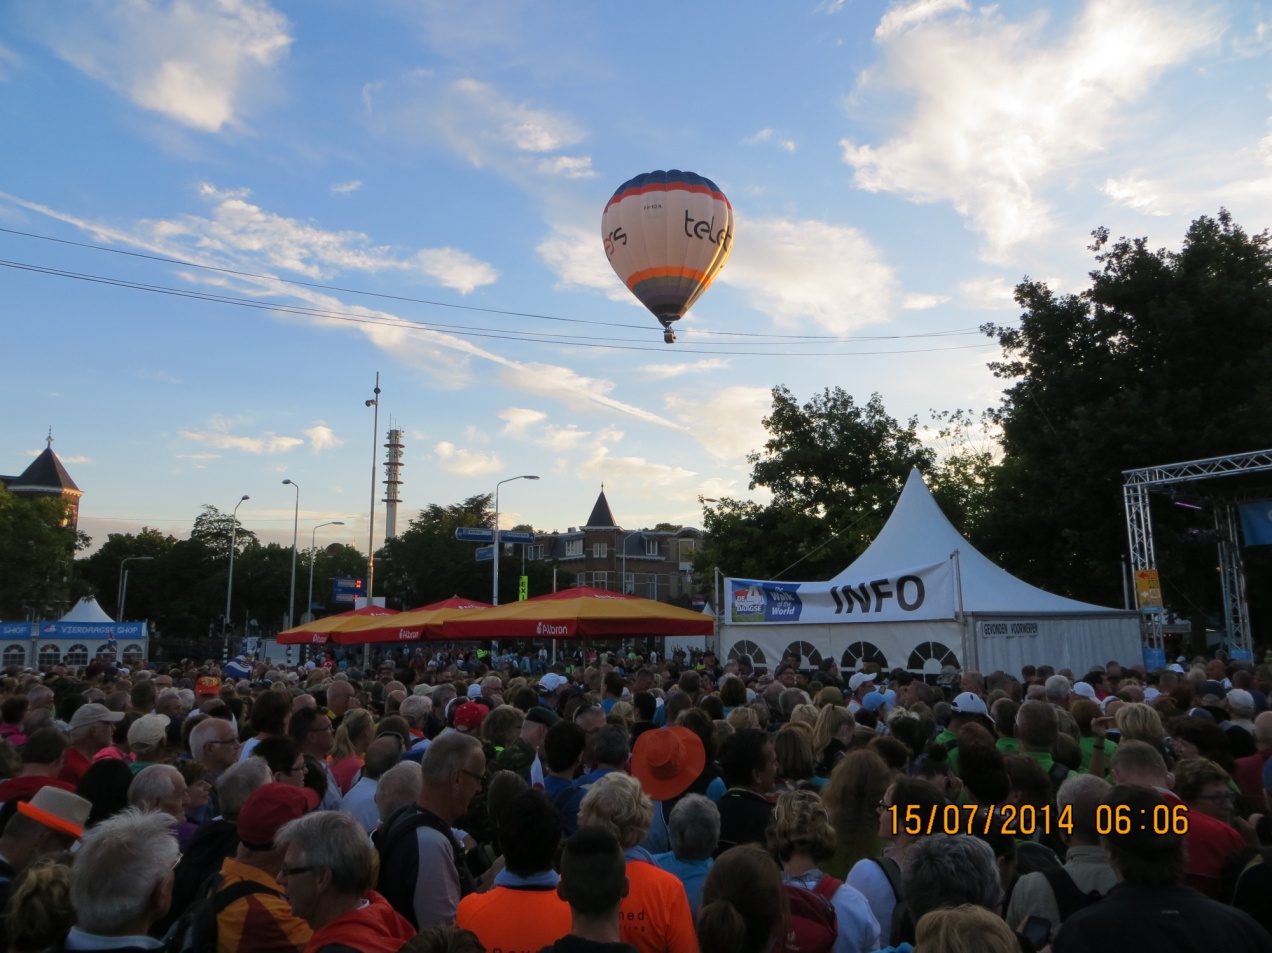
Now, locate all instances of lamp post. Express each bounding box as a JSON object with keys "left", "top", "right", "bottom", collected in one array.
[
  {"left": 282, "top": 479, "right": 300, "bottom": 630},
  {"left": 223, "top": 495, "right": 249, "bottom": 658},
  {"left": 306, "top": 521, "right": 345, "bottom": 623},
  {"left": 365, "top": 374, "right": 380, "bottom": 603},
  {"left": 493, "top": 475, "right": 539, "bottom": 606},
  {"left": 116, "top": 556, "right": 154, "bottom": 621}
]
